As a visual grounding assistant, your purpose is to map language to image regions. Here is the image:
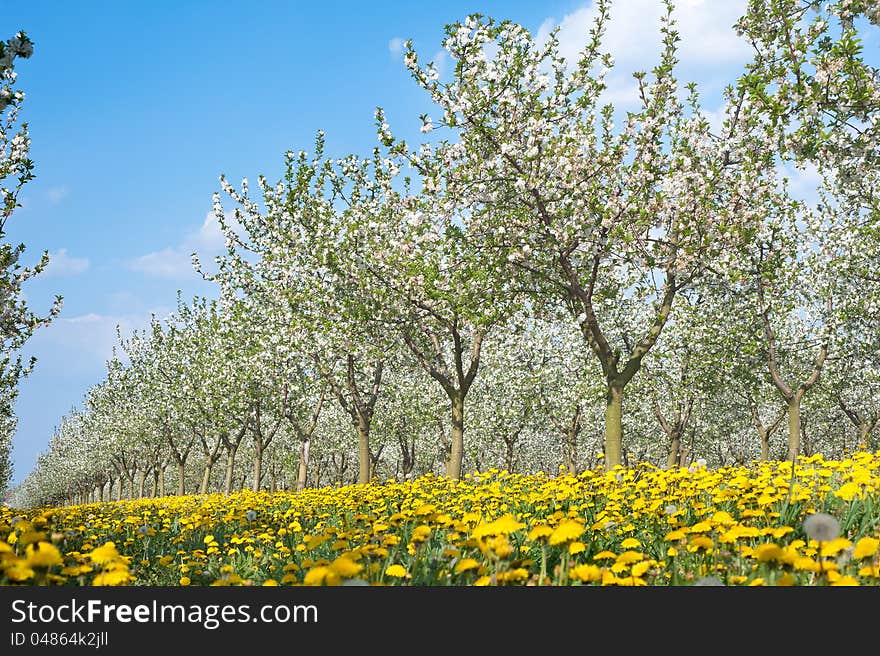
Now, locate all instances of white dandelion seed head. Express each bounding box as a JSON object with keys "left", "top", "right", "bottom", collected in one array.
[{"left": 802, "top": 512, "right": 840, "bottom": 542}]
